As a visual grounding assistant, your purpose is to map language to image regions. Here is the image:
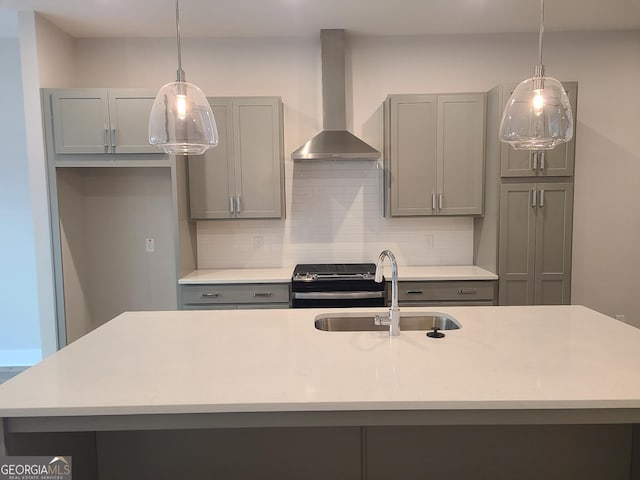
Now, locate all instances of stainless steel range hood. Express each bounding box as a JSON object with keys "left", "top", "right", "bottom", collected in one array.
[{"left": 291, "top": 29, "right": 381, "bottom": 161}]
